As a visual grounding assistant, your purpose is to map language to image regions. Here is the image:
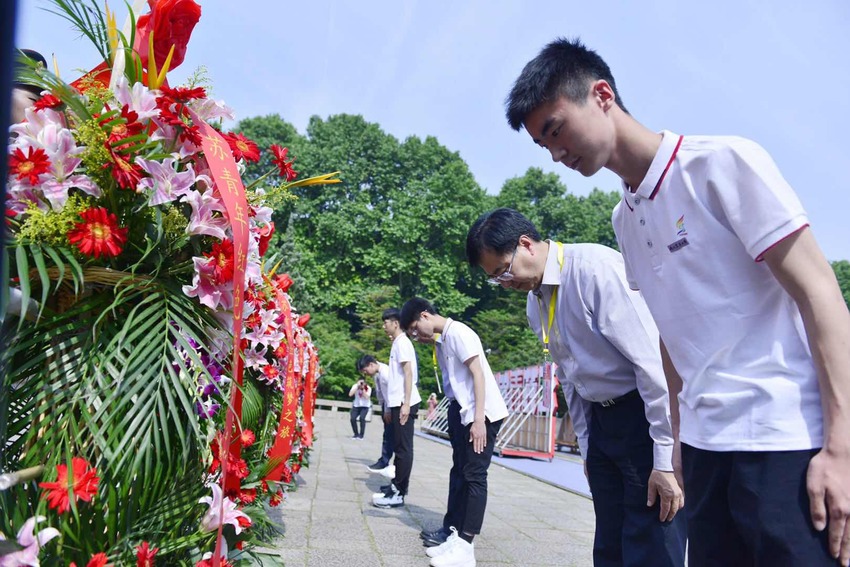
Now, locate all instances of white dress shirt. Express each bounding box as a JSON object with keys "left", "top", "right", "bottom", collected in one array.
[
  {"left": 373, "top": 362, "right": 391, "bottom": 410},
  {"left": 612, "top": 131, "right": 821, "bottom": 452},
  {"left": 526, "top": 241, "right": 674, "bottom": 470},
  {"left": 386, "top": 333, "right": 421, "bottom": 407},
  {"left": 435, "top": 319, "right": 509, "bottom": 426}
]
